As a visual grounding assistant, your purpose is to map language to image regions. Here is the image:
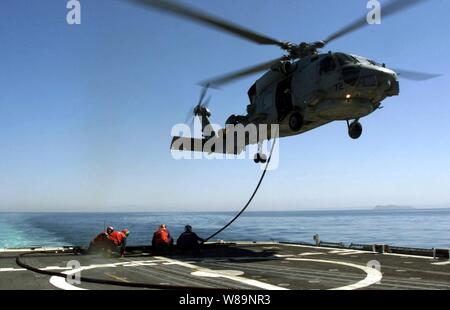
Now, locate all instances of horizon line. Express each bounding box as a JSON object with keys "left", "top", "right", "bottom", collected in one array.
[{"left": 1, "top": 207, "right": 450, "bottom": 213}]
